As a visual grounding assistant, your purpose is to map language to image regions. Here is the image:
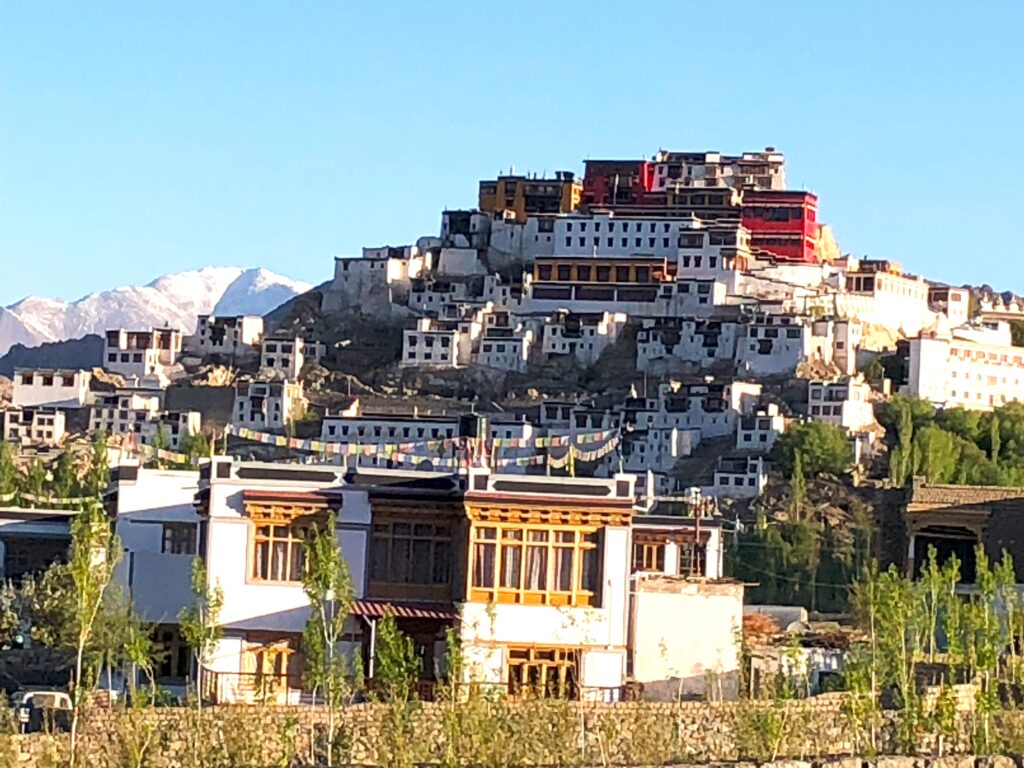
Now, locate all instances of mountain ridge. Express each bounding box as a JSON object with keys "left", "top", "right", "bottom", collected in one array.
[{"left": 0, "top": 267, "right": 312, "bottom": 355}]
